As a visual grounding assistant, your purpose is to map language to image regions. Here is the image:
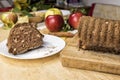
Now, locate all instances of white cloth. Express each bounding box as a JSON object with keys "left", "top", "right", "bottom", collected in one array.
[{"left": 0, "top": 0, "right": 13, "bottom": 8}]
